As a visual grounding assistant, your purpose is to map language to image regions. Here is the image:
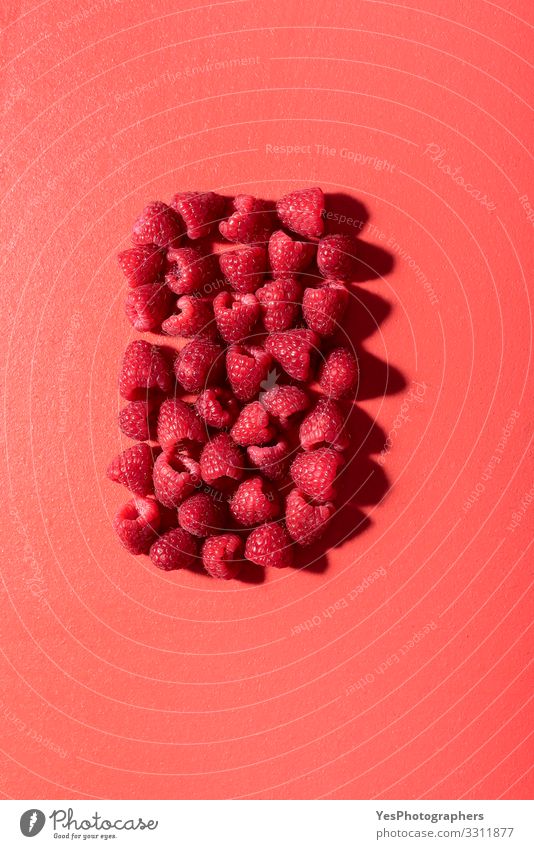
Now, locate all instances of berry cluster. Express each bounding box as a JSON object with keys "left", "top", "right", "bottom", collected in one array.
[{"left": 108, "top": 188, "right": 359, "bottom": 579}]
